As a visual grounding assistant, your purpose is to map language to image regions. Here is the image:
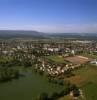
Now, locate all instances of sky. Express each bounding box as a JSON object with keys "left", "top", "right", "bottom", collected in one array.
[{"left": 0, "top": 0, "right": 97, "bottom": 33}]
